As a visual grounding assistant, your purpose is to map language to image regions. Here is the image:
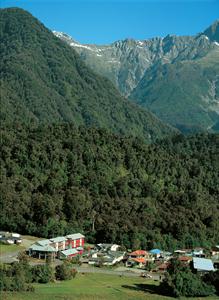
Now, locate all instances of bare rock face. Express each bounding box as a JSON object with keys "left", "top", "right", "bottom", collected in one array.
[{"left": 54, "top": 21, "right": 219, "bottom": 133}]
